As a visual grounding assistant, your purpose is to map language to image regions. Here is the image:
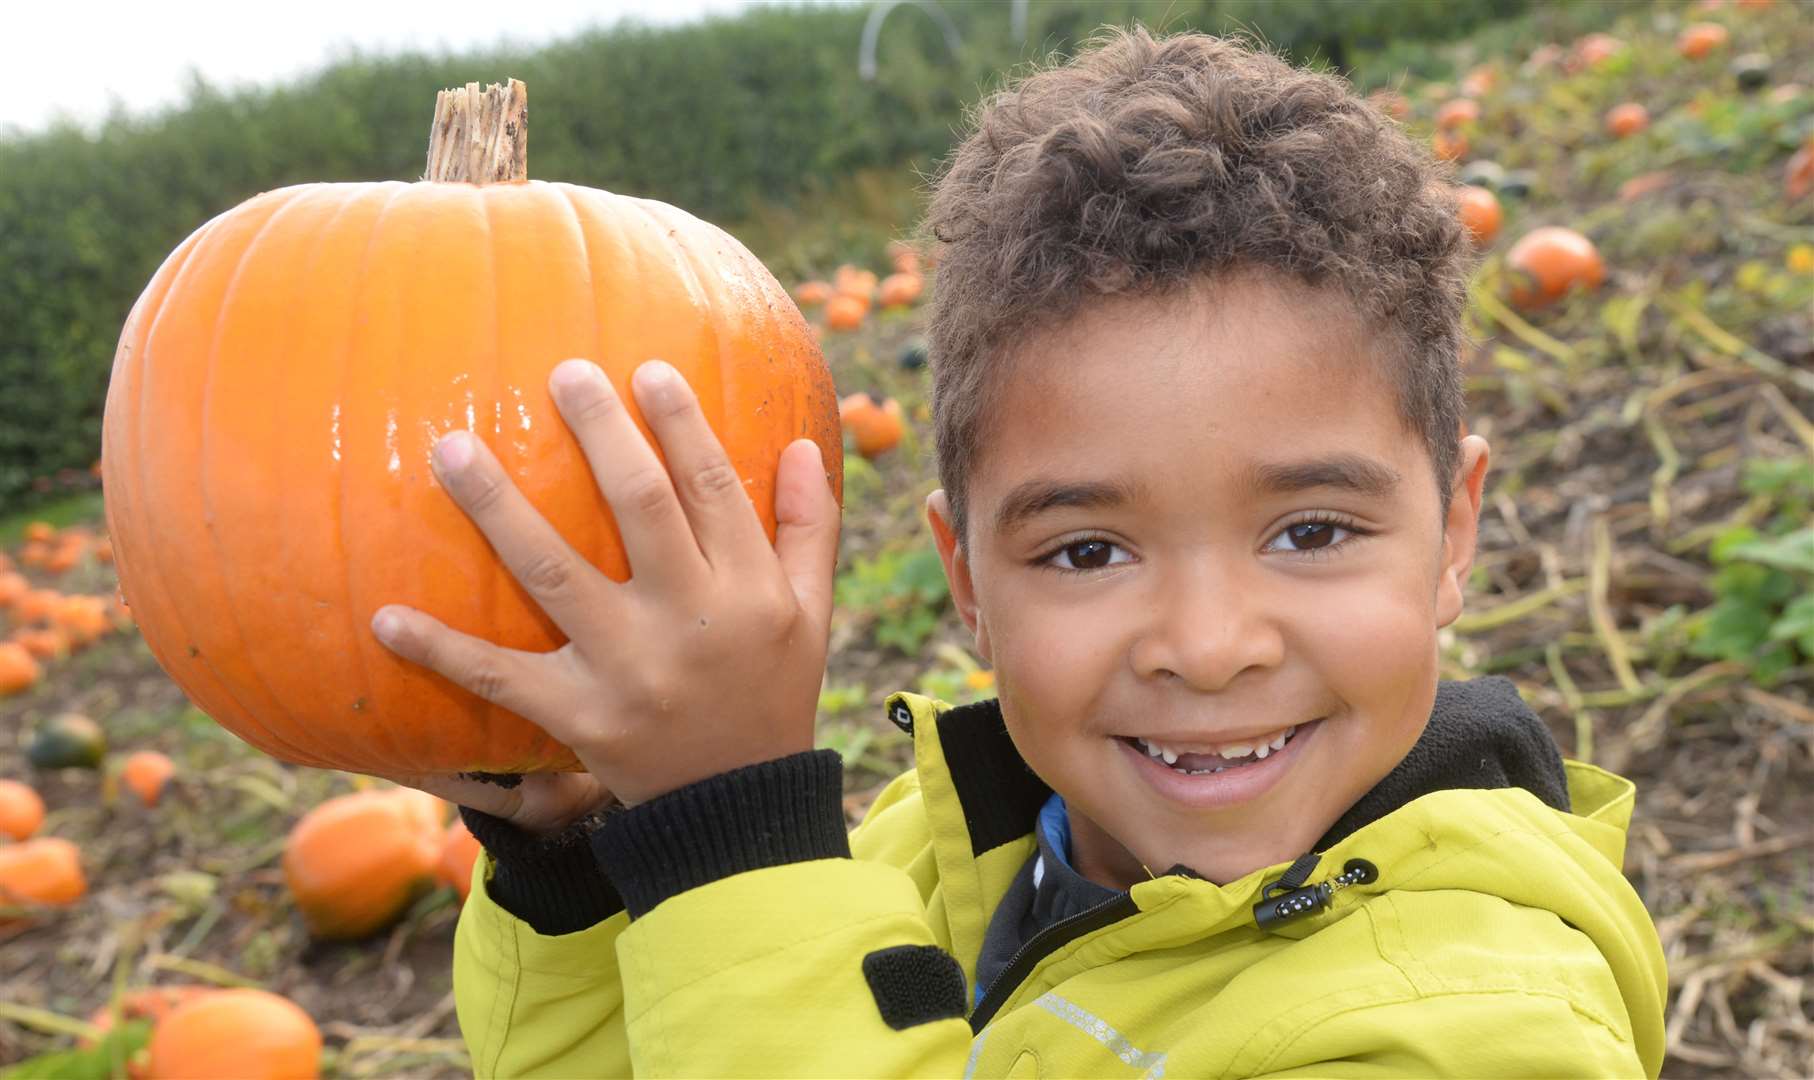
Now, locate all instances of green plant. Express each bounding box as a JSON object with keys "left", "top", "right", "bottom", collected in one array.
[
  {"left": 1687, "top": 458, "right": 1814, "bottom": 684},
  {"left": 834, "top": 544, "right": 950, "bottom": 654}
]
